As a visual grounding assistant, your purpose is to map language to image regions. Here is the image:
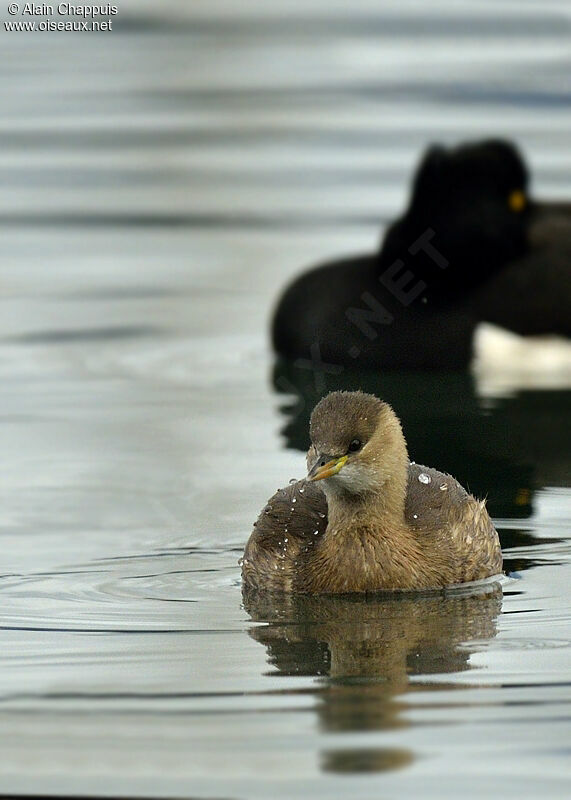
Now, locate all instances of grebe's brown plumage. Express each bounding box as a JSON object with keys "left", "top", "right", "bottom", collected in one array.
[{"left": 242, "top": 391, "right": 502, "bottom": 593}]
